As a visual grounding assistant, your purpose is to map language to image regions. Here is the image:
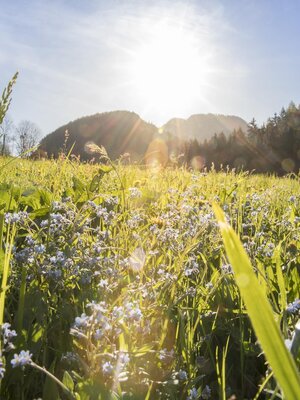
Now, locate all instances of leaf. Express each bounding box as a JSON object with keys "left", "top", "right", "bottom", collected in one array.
[
  {"left": 98, "top": 164, "right": 112, "bottom": 174},
  {"left": 0, "top": 188, "right": 12, "bottom": 210},
  {"left": 43, "top": 361, "right": 60, "bottom": 400},
  {"left": 38, "top": 188, "right": 52, "bottom": 206},
  {"left": 30, "top": 207, "right": 50, "bottom": 218},
  {"left": 20, "top": 188, "right": 42, "bottom": 209},
  {"left": 213, "top": 203, "right": 300, "bottom": 400},
  {"left": 89, "top": 174, "right": 102, "bottom": 193},
  {"left": 89, "top": 166, "right": 113, "bottom": 192},
  {"left": 63, "top": 371, "right": 74, "bottom": 392},
  {"left": 72, "top": 176, "right": 85, "bottom": 193},
  {"left": 273, "top": 243, "right": 287, "bottom": 311}
]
